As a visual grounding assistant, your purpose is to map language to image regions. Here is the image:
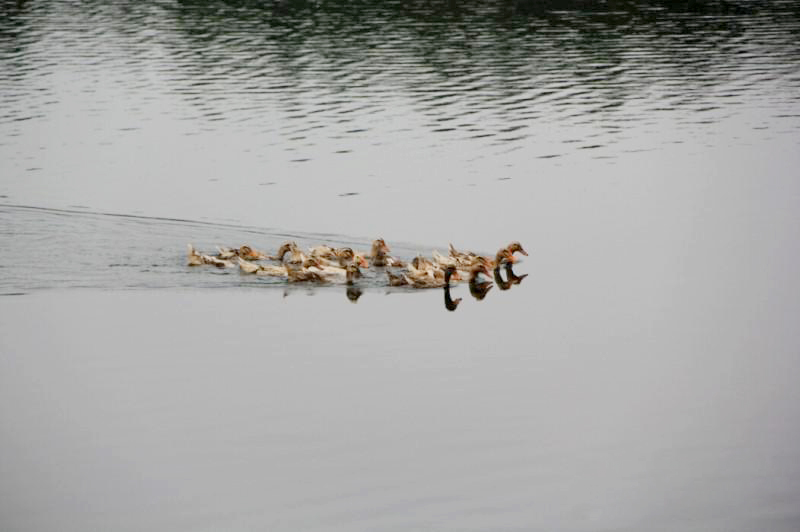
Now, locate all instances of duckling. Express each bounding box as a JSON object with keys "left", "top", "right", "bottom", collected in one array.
[{"left": 405, "top": 264, "right": 461, "bottom": 289}]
